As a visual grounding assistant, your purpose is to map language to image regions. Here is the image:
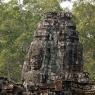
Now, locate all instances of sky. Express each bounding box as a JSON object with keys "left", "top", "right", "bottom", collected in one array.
[
  {"left": 60, "top": 0, "right": 77, "bottom": 11},
  {"left": 3, "top": 0, "right": 76, "bottom": 11},
  {"left": 2, "top": 0, "right": 23, "bottom": 4},
  {"left": 2, "top": 0, "right": 10, "bottom": 3},
  {"left": 2, "top": 0, "right": 95, "bottom": 11}
]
